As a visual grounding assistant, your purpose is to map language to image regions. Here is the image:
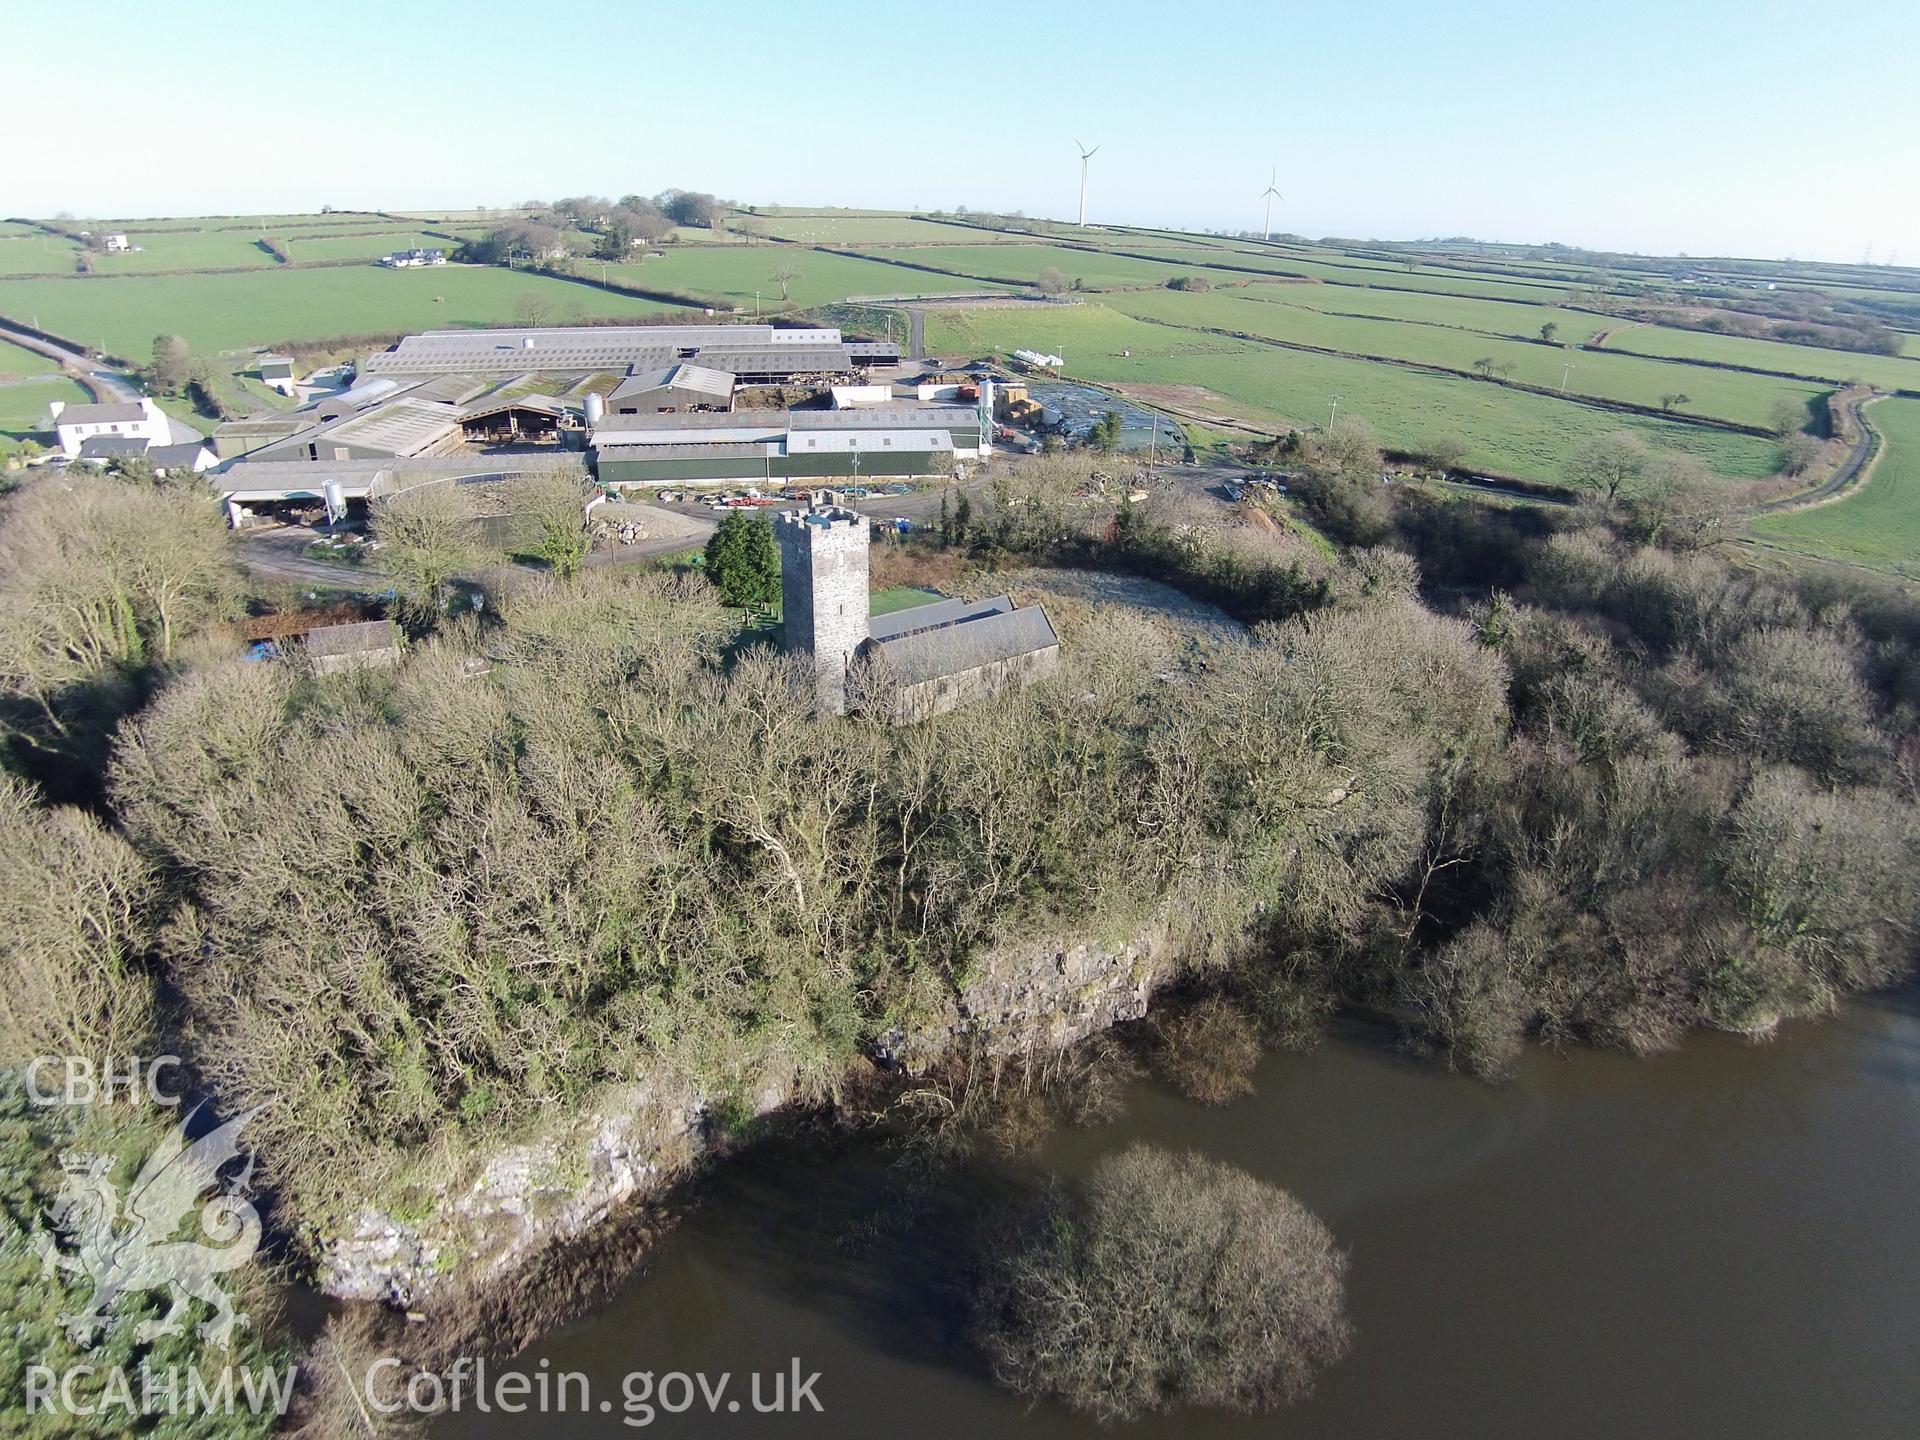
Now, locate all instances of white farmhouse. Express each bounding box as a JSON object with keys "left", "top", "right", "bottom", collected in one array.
[{"left": 48, "top": 397, "right": 171, "bottom": 457}]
